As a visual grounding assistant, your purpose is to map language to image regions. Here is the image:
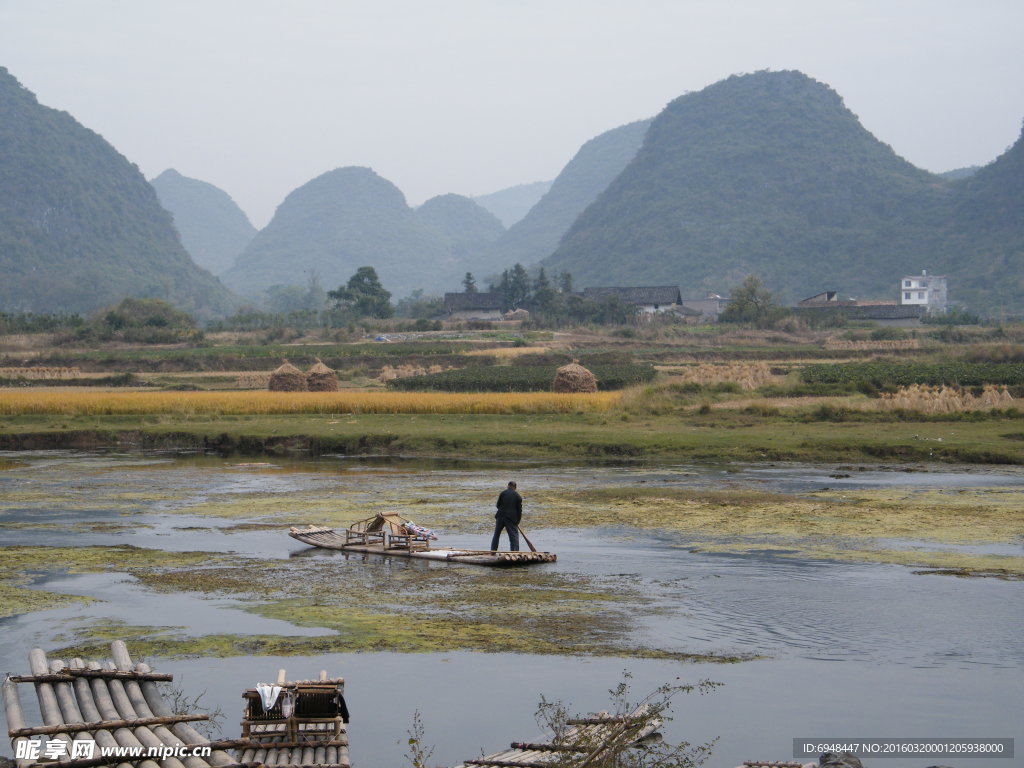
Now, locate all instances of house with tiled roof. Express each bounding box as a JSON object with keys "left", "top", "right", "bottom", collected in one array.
[
  {"left": 443, "top": 291, "right": 504, "bottom": 320},
  {"left": 580, "top": 286, "right": 683, "bottom": 314}
]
